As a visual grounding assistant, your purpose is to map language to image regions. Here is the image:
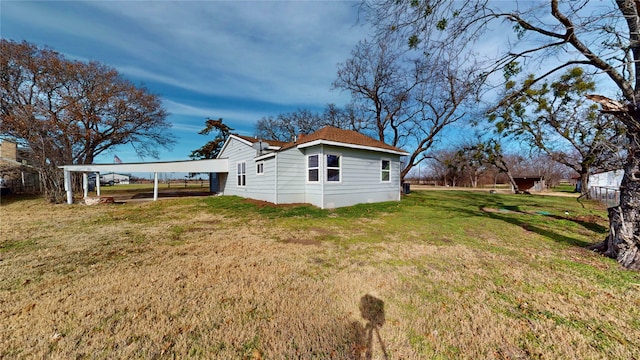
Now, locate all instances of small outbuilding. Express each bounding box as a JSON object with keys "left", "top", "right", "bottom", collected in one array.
[
  {"left": 512, "top": 176, "right": 545, "bottom": 193},
  {"left": 588, "top": 169, "right": 624, "bottom": 207}
]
